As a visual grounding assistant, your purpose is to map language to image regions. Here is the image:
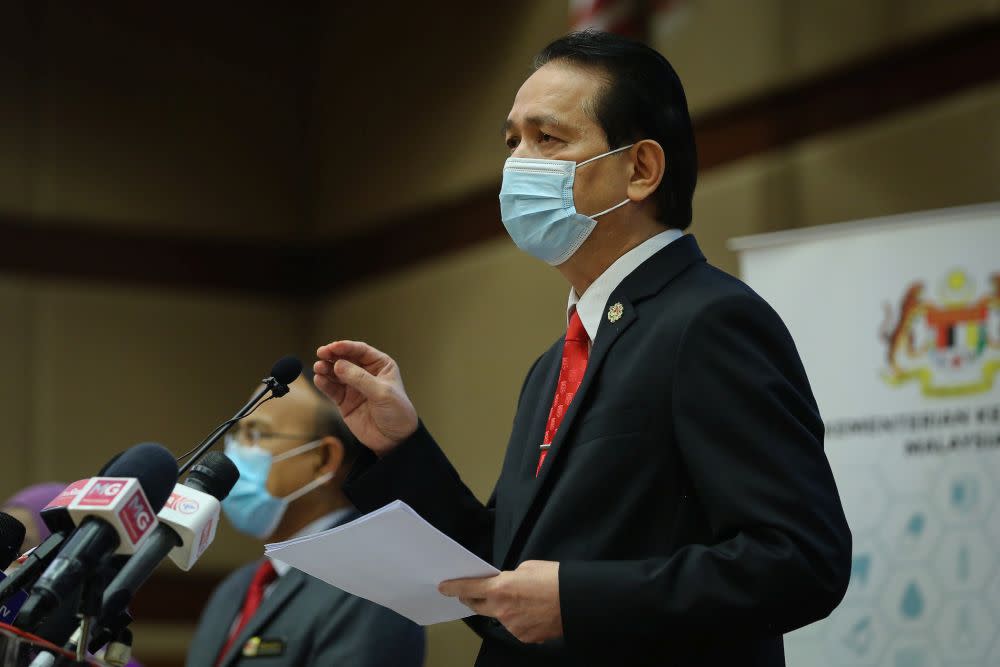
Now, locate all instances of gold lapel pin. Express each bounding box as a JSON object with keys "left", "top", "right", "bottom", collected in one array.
[
  {"left": 608, "top": 302, "right": 624, "bottom": 323},
  {"left": 242, "top": 637, "right": 262, "bottom": 657}
]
